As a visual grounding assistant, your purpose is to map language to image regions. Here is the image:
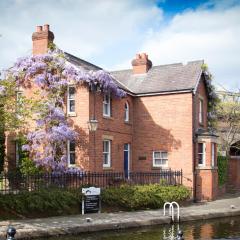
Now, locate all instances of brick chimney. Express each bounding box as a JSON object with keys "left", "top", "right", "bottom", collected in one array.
[
  {"left": 131, "top": 53, "right": 152, "bottom": 74},
  {"left": 32, "top": 24, "right": 54, "bottom": 55}
]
